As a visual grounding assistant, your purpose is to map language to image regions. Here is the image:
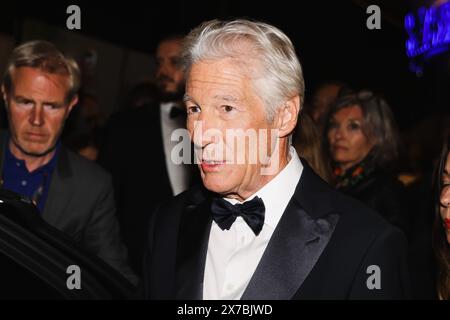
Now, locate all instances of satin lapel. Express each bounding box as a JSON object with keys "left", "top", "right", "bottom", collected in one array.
[
  {"left": 242, "top": 160, "right": 340, "bottom": 300},
  {"left": 241, "top": 199, "right": 339, "bottom": 300},
  {"left": 175, "top": 191, "right": 212, "bottom": 299}
]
